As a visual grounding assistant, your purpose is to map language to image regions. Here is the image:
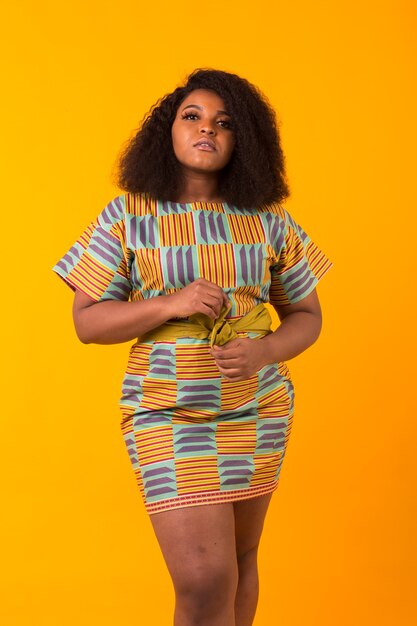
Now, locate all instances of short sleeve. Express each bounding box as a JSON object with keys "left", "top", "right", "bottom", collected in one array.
[
  {"left": 269, "top": 207, "right": 333, "bottom": 306},
  {"left": 52, "top": 194, "right": 132, "bottom": 302}
]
